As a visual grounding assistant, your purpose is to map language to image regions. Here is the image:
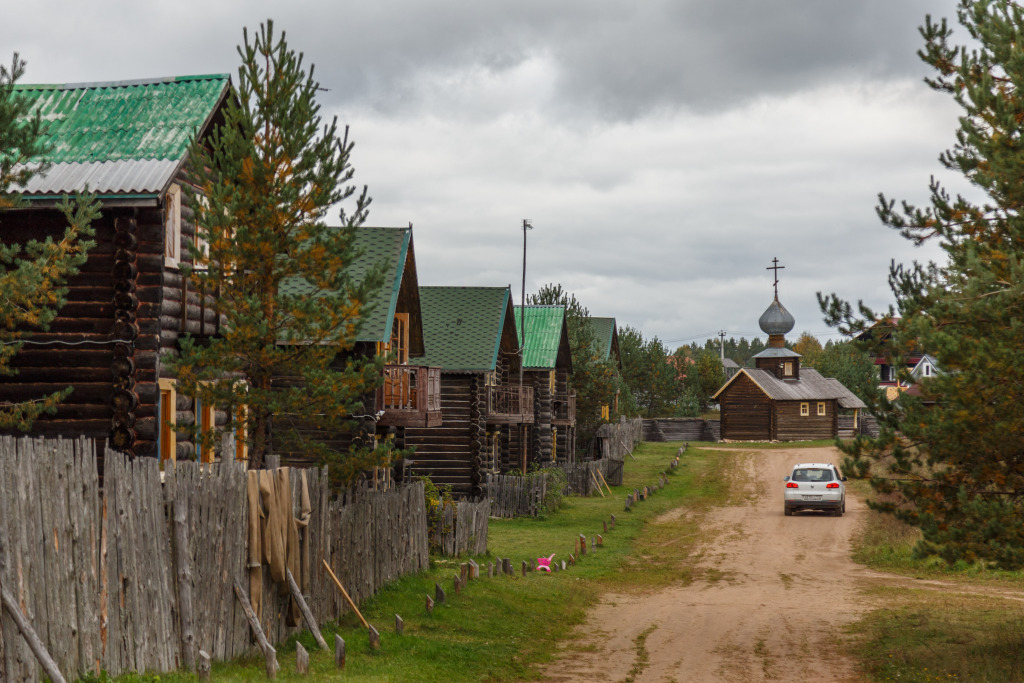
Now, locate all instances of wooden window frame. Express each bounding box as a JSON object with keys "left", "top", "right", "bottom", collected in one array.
[
  {"left": 783, "top": 361, "right": 793, "bottom": 377},
  {"left": 817, "top": 402, "right": 826, "bottom": 416},
  {"left": 390, "top": 312, "right": 410, "bottom": 365},
  {"left": 164, "top": 183, "right": 182, "bottom": 269},
  {"left": 158, "top": 378, "right": 177, "bottom": 462},
  {"left": 800, "top": 402, "right": 809, "bottom": 417},
  {"left": 196, "top": 384, "right": 216, "bottom": 464}
]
